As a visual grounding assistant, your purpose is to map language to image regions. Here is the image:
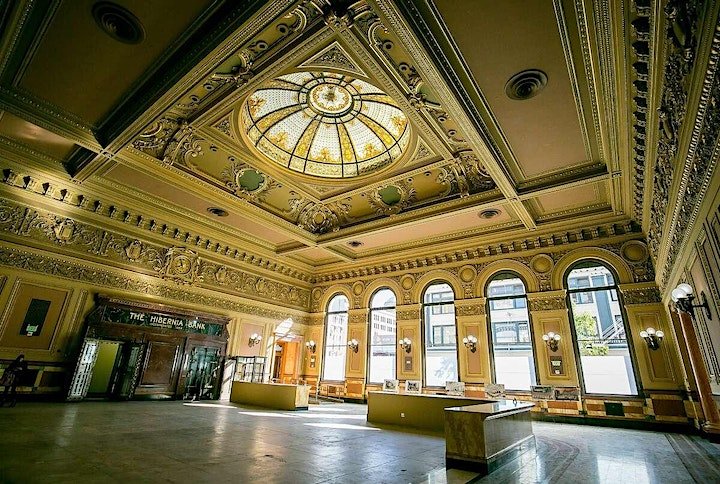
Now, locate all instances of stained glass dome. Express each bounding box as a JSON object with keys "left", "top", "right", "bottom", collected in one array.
[{"left": 241, "top": 71, "right": 410, "bottom": 178}]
